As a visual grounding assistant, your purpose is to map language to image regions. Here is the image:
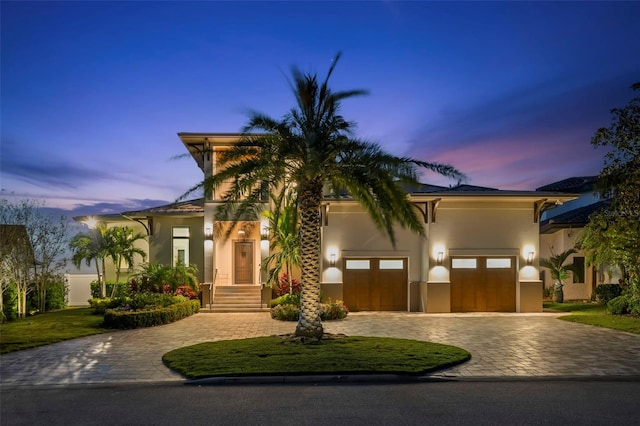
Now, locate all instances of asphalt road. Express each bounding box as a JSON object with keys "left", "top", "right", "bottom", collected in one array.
[{"left": 2, "top": 378, "right": 640, "bottom": 425}]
